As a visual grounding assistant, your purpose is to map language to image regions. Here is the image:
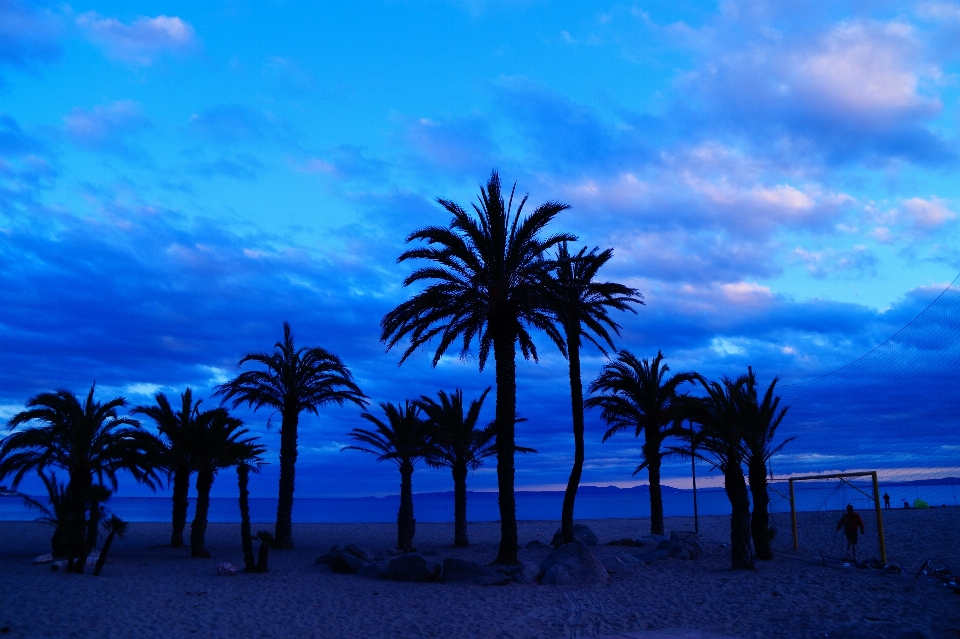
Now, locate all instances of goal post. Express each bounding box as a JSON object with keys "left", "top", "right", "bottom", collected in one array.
[{"left": 788, "top": 471, "right": 887, "bottom": 563}]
